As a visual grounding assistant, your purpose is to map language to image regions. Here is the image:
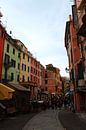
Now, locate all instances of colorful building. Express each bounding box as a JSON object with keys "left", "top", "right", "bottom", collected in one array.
[
  {"left": 44, "top": 64, "right": 62, "bottom": 95},
  {"left": 65, "top": 0, "right": 86, "bottom": 112},
  {"left": 75, "top": 0, "right": 86, "bottom": 111},
  {"left": 30, "top": 56, "right": 41, "bottom": 99},
  {"left": 16, "top": 40, "right": 31, "bottom": 82},
  {"left": 2, "top": 33, "right": 21, "bottom": 82}
]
